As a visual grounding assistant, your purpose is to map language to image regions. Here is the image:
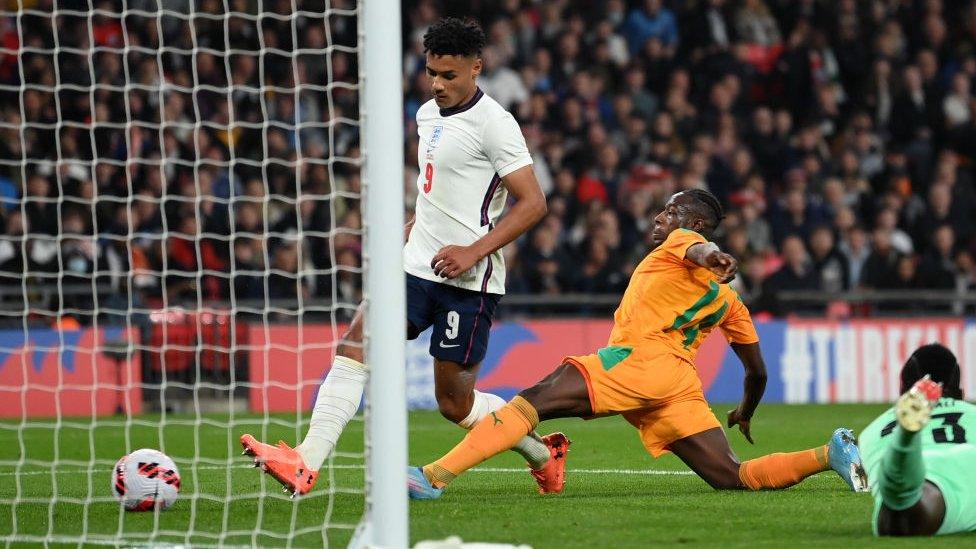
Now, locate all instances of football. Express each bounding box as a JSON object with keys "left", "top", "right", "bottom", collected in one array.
[{"left": 111, "top": 448, "right": 181, "bottom": 512}]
